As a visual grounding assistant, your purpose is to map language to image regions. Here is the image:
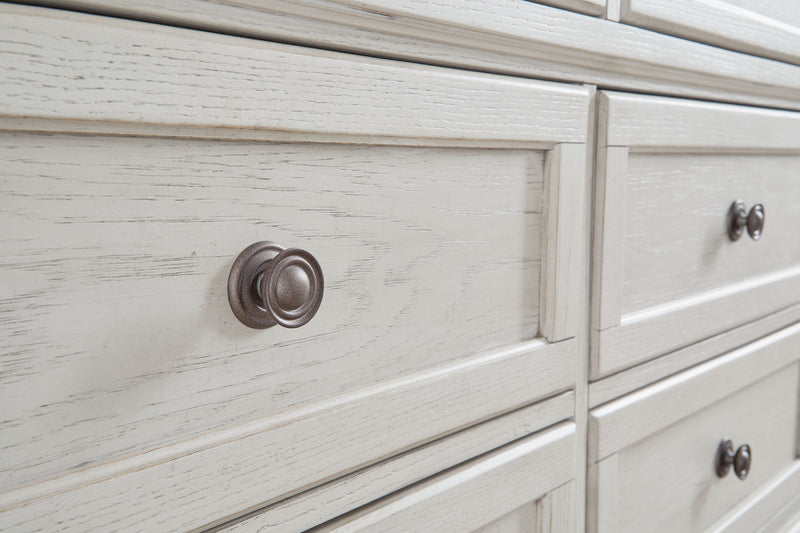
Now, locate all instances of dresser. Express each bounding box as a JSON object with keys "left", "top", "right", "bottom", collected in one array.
[{"left": 1, "top": 1, "right": 799, "bottom": 532}]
